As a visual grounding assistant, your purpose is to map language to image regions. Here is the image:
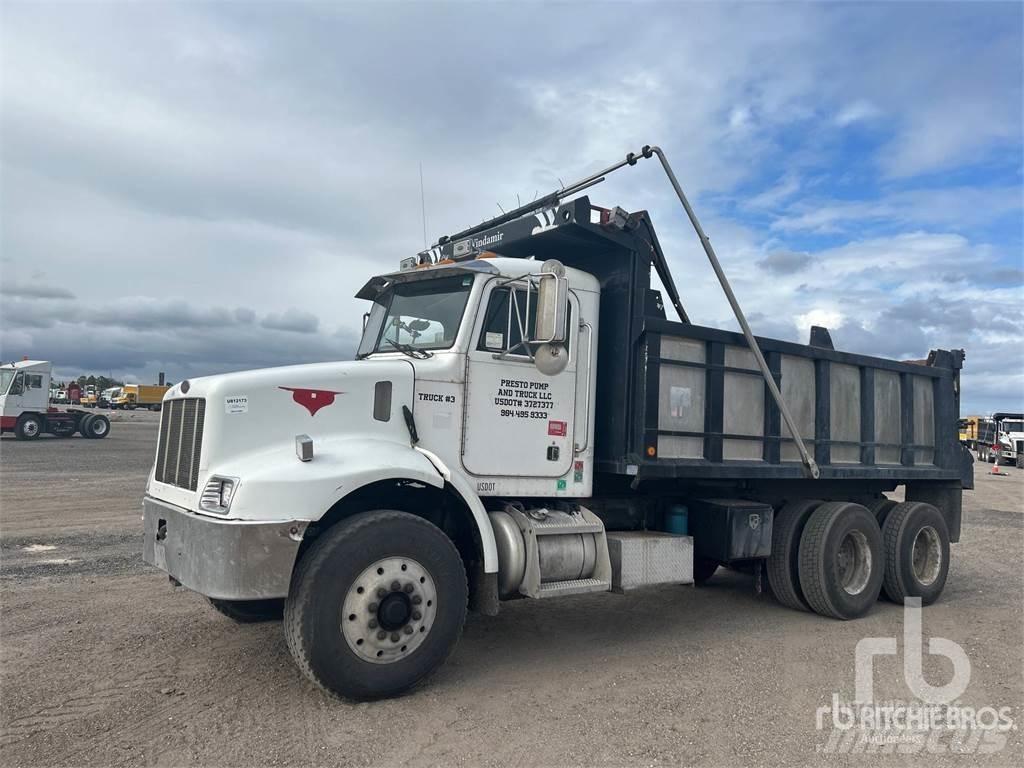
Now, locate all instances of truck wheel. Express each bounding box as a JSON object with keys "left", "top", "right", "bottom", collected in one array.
[
  {"left": 209, "top": 598, "right": 284, "bottom": 623},
  {"left": 693, "top": 557, "right": 719, "bottom": 586},
  {"left": 881, "top": 502, "right": 949, "bottom": 605},
  {"left": 767, "top": 499, "right": 821, "bottom": 611},
  {"left": 284, "top": 510, "right": 467, "bottom": 701},
  {"left": 15, "top": 414, "right": 42, "bottom": 440},
  {"left": 83, "top": 414, "right": 110, "bottom": 439},
  {"left": 798, "top": 502, "right": 883, "bottom": 620}
]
